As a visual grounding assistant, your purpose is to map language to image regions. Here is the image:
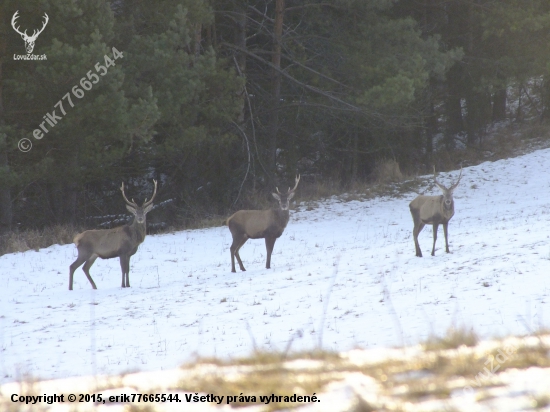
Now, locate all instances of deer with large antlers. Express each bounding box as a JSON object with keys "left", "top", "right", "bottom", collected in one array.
[
  {"left": 69, "top": 180, "right": 157, "bottom": 290},
  {"left": 409, "top": 168, "right": 462, "bottom": 257},
  {"left": 11, "top": 11, "right": 49, "bottom": 54},
  {"left": 225, "top": 175, "right": 300, "bottom": 272}
]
